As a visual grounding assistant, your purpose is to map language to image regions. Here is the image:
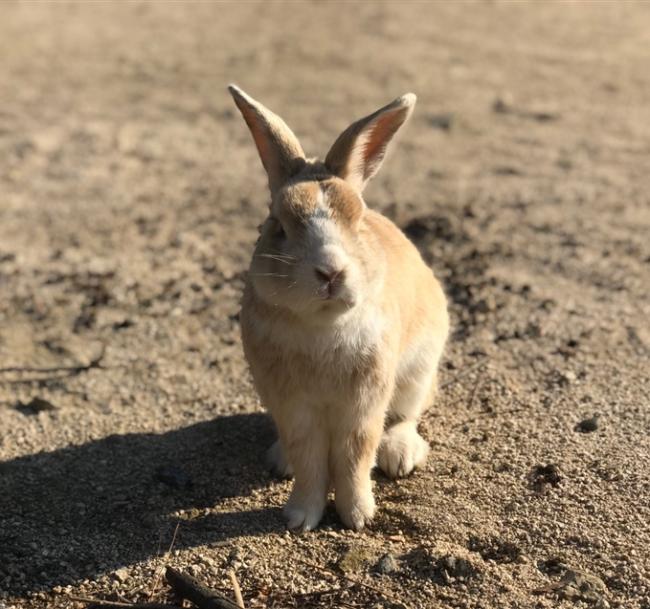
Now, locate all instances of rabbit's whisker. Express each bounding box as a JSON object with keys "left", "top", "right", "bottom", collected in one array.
[
  {"left": 255, "top": 254, "right": 296, "bottom": 265},
  {"left": 268, "top": 249, "right": 297, "bottom": 260}
]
